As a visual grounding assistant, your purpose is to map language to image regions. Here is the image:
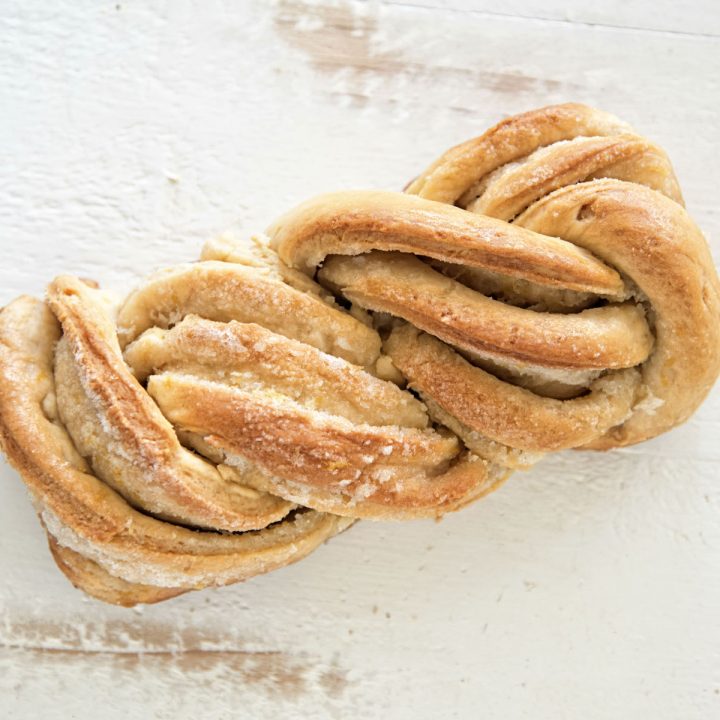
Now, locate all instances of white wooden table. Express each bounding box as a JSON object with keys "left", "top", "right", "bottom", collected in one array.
[{"left": 1, "top": 2, "right": 718, "bottom": 717}]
